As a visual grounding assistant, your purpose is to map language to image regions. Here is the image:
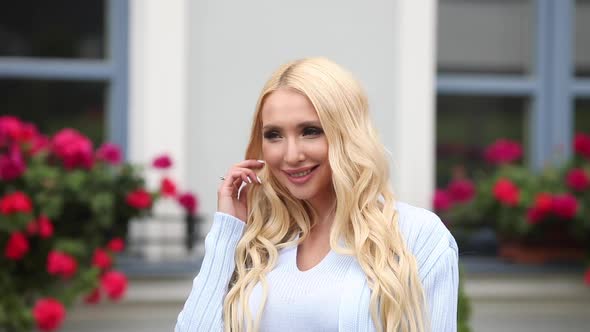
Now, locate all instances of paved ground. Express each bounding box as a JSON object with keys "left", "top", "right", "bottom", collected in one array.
[{"left": 59, "top": 273, "right": 590, "bottom": 332}]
